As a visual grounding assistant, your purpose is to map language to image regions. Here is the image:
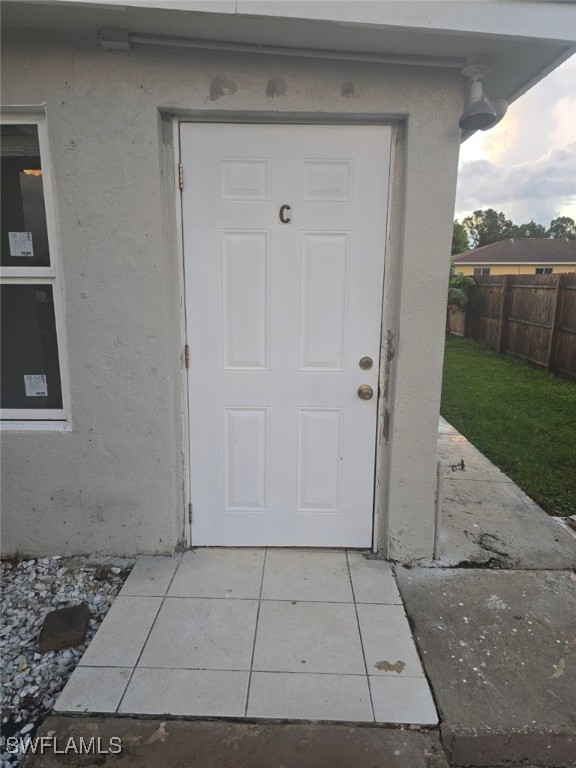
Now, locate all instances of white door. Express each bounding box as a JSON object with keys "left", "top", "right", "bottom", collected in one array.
[{"left": 182, "top": 123, "right": 391, "bottom": 547}]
